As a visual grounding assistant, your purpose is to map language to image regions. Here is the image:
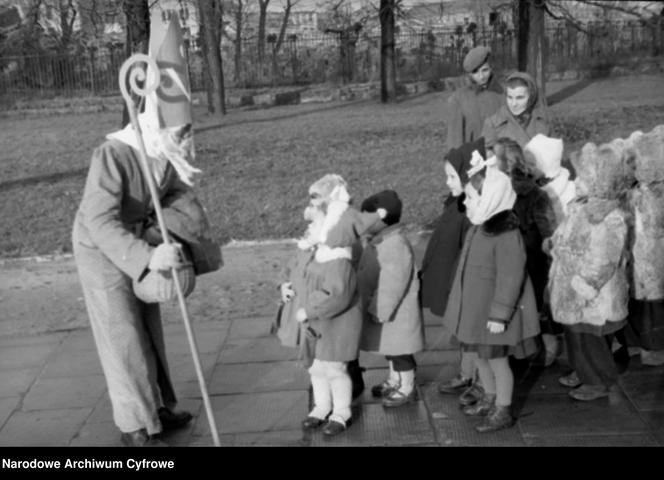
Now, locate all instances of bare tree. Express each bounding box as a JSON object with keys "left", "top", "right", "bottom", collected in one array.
[
  {"left": 379, "top": 0, "right": 397, "bottom": 102},
  {"left": 197, "top": 0, "right": 226, "bottom": 115},
  {"left": 223, "top": 0, "right": 251, "bottom": 83},
  {"left": 274, "top": 0, "right": 299, "bottom": 54},
  {"left": 121, "top": 0, "right": 149, "bottom": 126},
  {"left": 257, "top": 0, "right": 270, "bottom": 63}
]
